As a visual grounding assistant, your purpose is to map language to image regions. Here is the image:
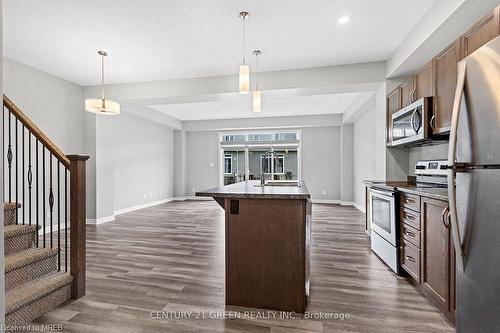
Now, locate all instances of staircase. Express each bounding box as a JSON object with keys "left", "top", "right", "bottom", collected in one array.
[{"left": 3, "top": 95, "right": 88, "bottom": 326}]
